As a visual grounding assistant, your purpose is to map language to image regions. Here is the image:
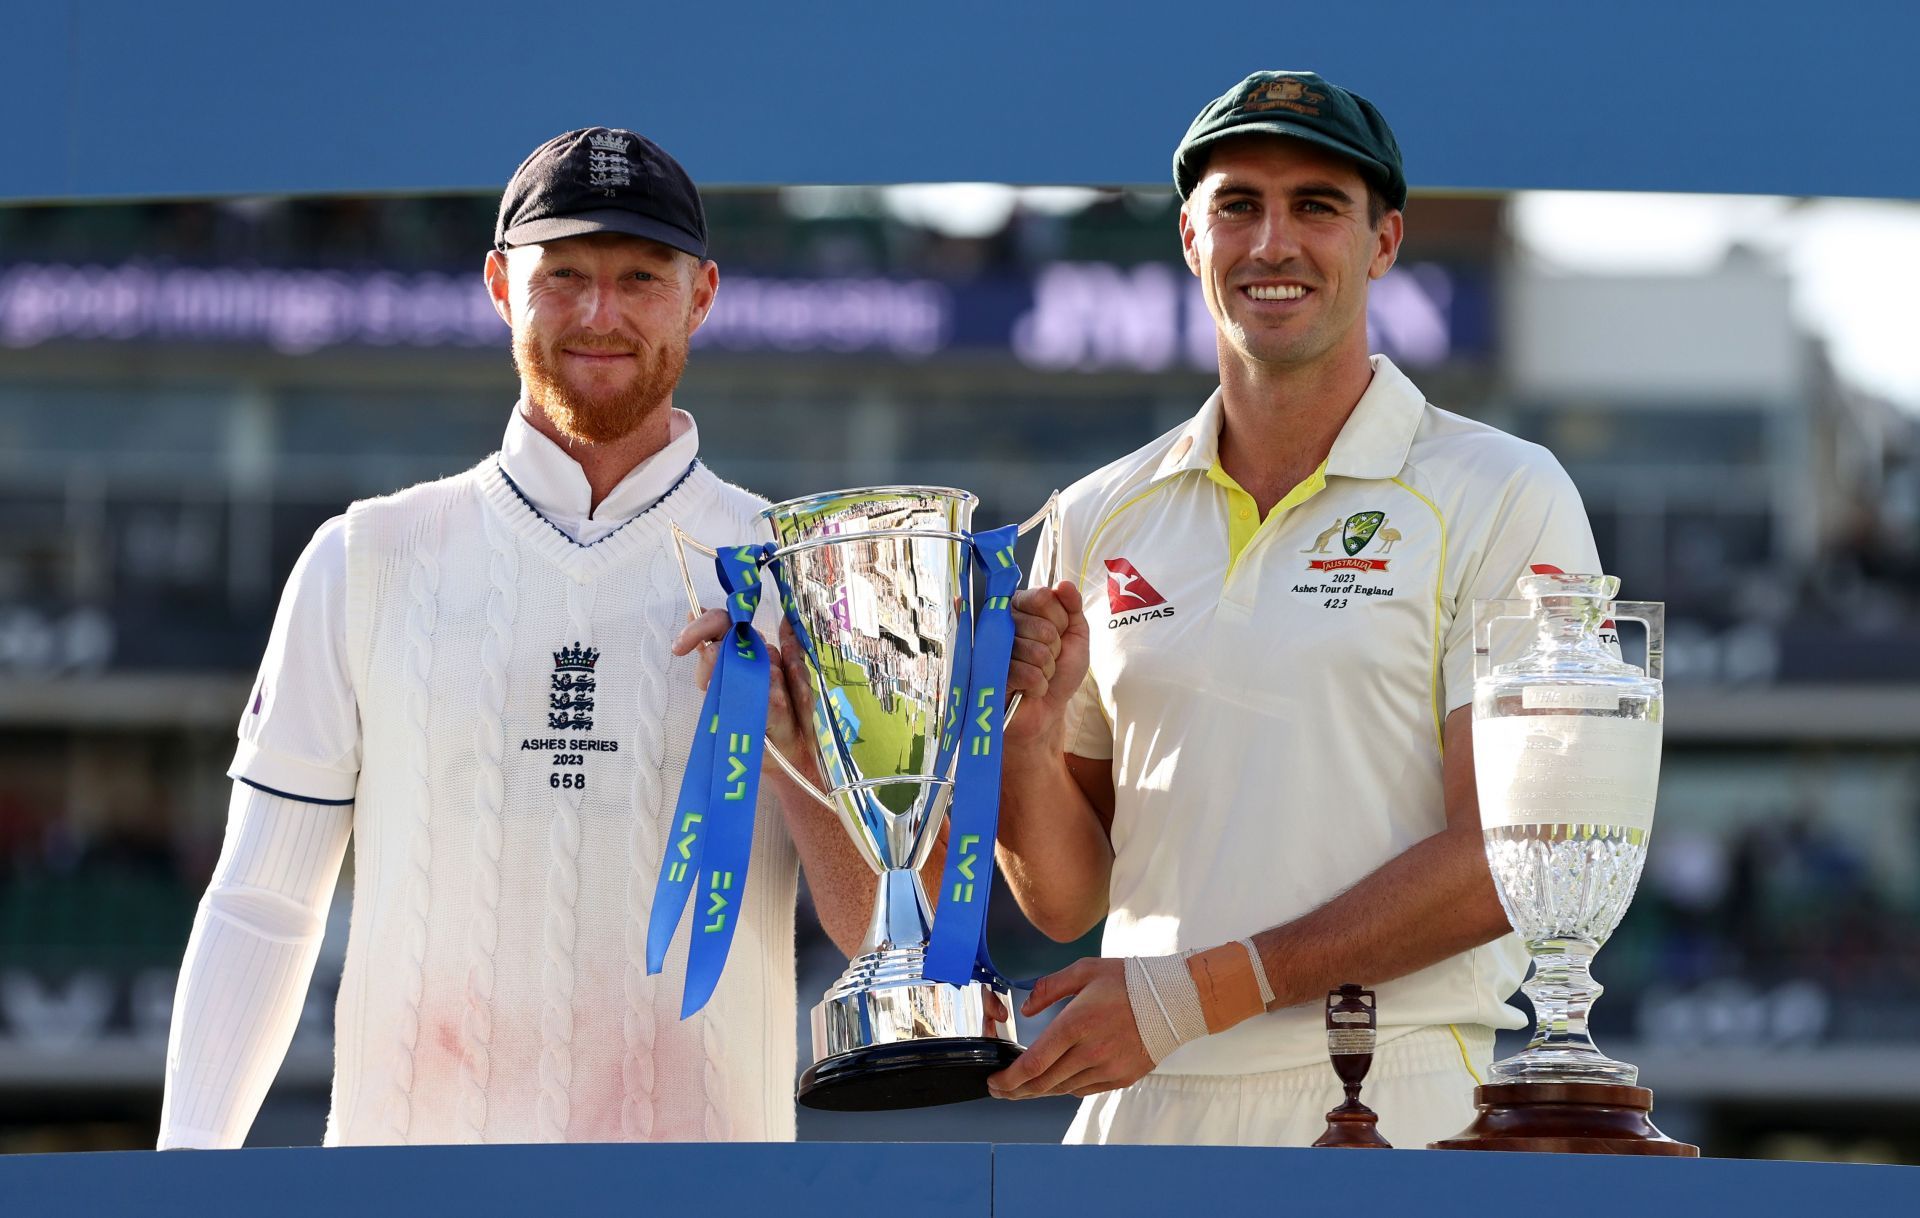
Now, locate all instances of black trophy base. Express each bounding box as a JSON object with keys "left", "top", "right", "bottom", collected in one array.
[{"left": 797, "top": 1037, "right": 1025, "bottom": 1111}]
